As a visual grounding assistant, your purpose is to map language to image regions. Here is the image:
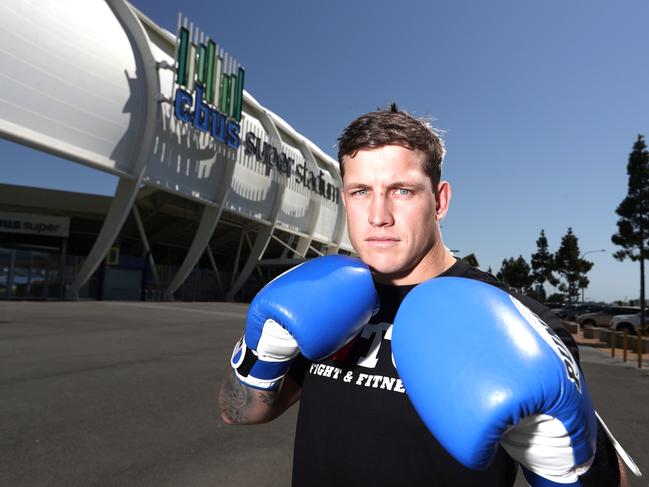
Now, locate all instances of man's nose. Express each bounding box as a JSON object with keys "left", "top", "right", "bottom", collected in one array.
[{"left": 368, "top": 194, "right": 394, "bottom": 227}]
